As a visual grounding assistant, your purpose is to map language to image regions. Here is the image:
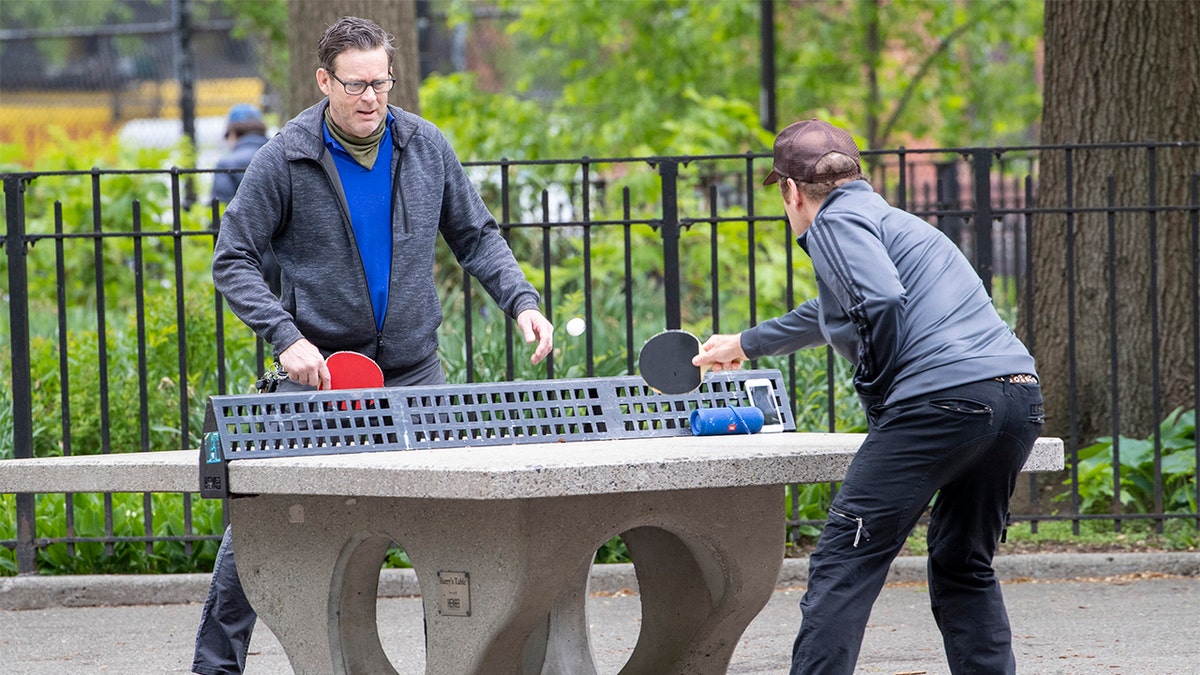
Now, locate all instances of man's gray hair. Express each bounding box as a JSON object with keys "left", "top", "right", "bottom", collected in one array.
[{"left": 317, "top": 16, "right": 395, "bottom": 72}]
